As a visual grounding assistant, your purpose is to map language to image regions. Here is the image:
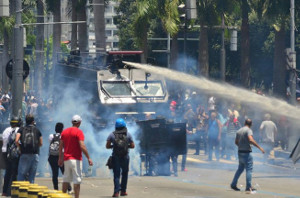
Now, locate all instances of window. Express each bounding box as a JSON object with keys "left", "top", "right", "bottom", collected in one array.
[
  {"left": 105, "top": 6, "right": 113, "bottom": 13},
  {"left": 106, "top": 30, "right": 112, "bottom": 37},
  {"left": 102, "top": 82, "right": 132, "bottom": 96},
  {"left": 133, "top": 81, "right": 164, "bottom": 97},
  {"left": 113, "top": 42, "right": 119, "bottom": 48},
  {"left": 106, "top": 18, "right": 112, "bottom": 25}
]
